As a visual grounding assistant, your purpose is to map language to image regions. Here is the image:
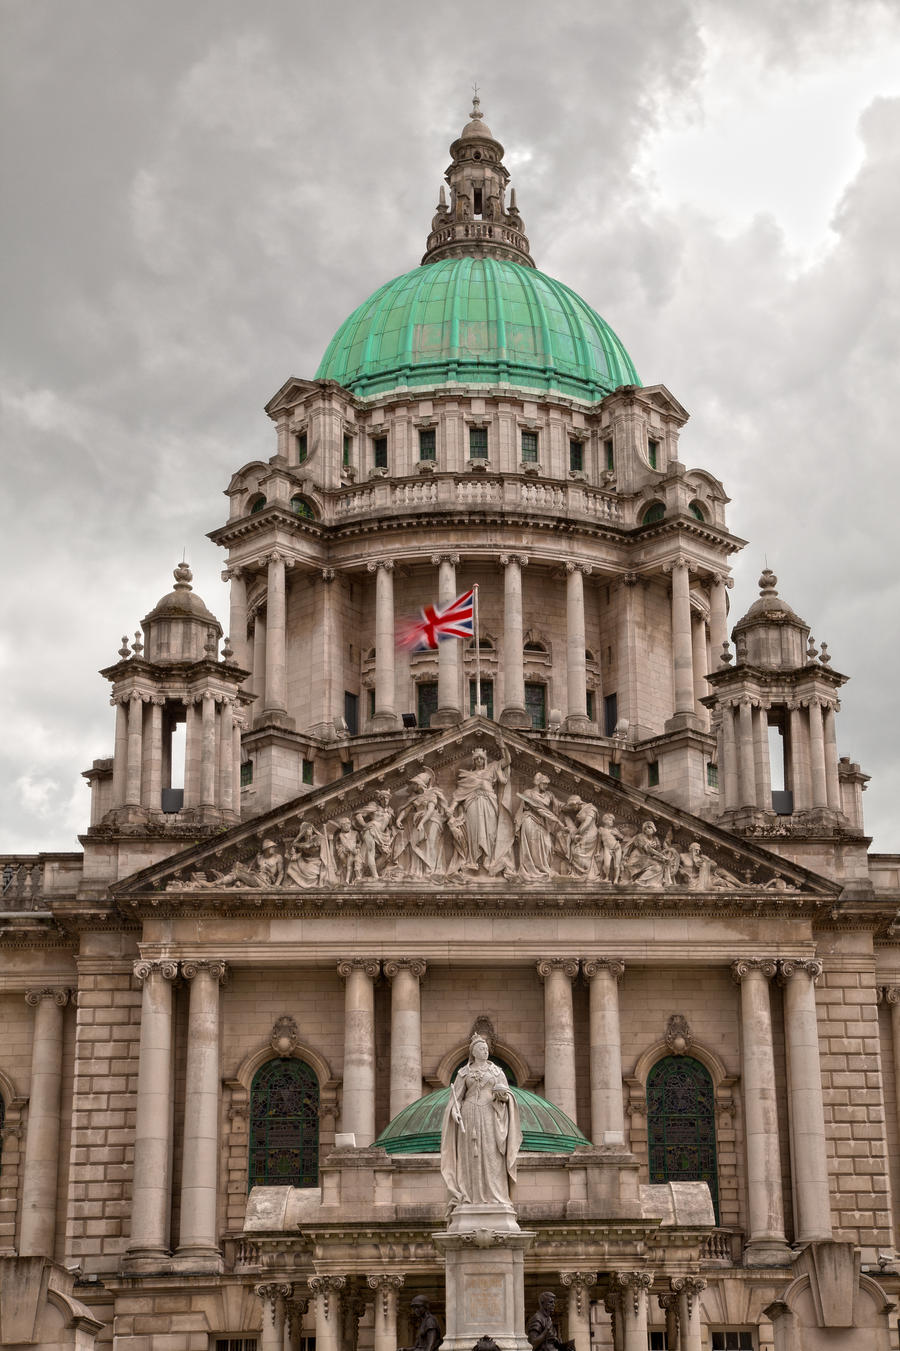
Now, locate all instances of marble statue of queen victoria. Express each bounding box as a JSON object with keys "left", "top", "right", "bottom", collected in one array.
[{"left": 440, "top": 1033, "right": 523, "bottom": 1210}]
